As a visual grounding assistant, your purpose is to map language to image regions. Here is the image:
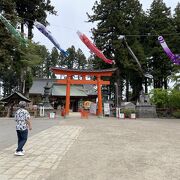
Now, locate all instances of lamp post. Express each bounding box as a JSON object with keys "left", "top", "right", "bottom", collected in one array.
[{"left": 42, "top": 83, "right": 53, "bottom": 110}]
